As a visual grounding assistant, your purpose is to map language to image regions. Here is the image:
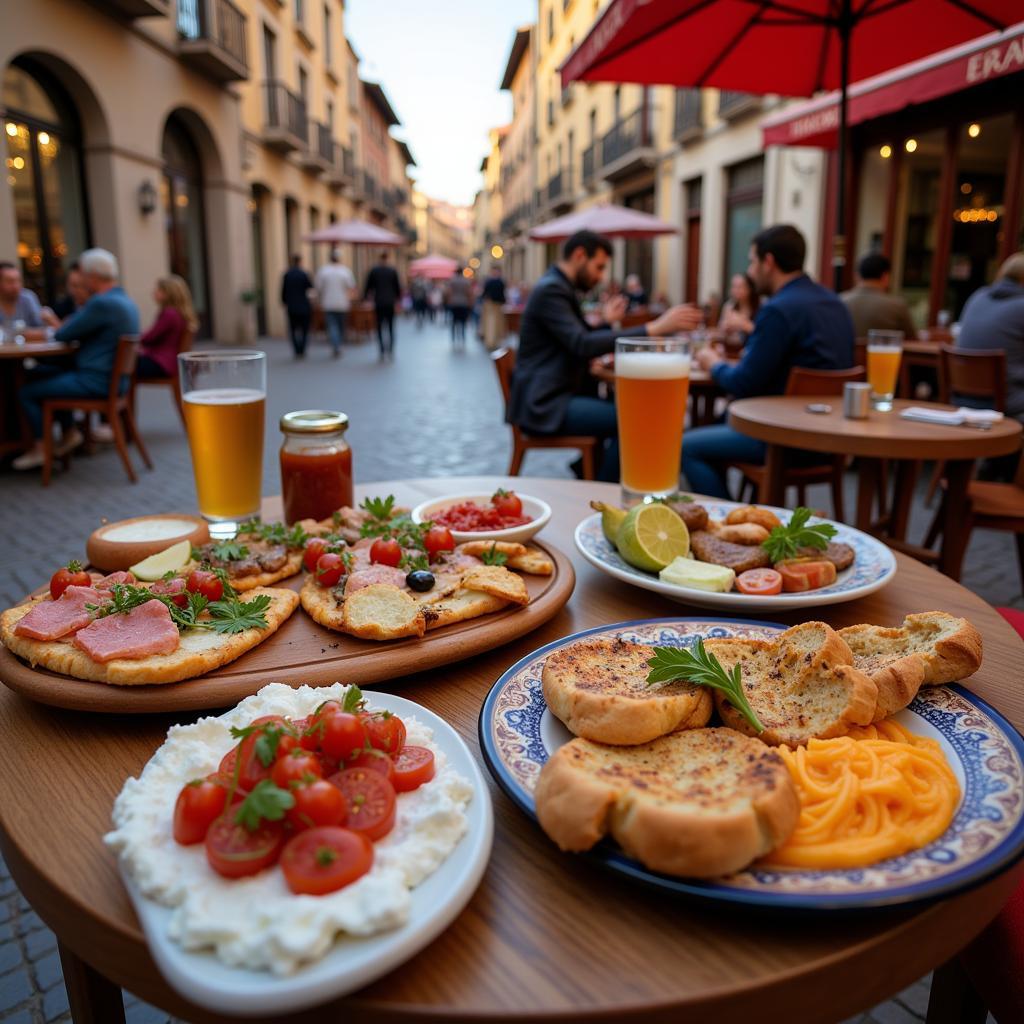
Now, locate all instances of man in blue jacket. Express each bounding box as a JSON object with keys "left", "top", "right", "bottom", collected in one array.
[
  {"left": 683, "top": 225, "right": 854, "bottom": 498},
  {"left": 14, "top": 248, "right": 139, "bottom": 471}
]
